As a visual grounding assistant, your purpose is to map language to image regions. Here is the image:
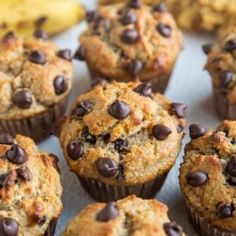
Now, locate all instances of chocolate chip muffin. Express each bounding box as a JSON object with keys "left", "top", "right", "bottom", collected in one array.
[
  {"left": 62, "top": 195, "right": 185, "bottom": 236},
  {"left": 77, "top": 0, "right": 183, "bottom": 93},
  {"left": 0, "top": 31, "right": 73, "bottom": 142},
  {"left": 205, "top": 28, "right": 236, "bottom": 119},
  {"left": 59, "top": 80, "right": 186, "bottom": 202},
  {"left": 0, "top": 133, "right": 63, "bottom": 236},
  {"left": 179, "top": 120, "right": 236, "bottom": 236}
]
